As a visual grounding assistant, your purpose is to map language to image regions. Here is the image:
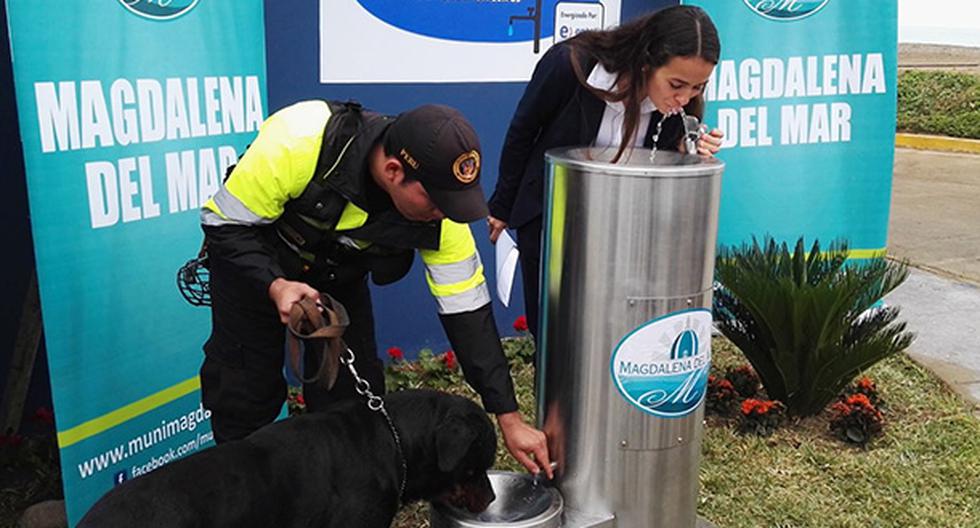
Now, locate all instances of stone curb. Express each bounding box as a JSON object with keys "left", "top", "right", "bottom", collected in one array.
[
  {"left": 896, "top": 133, "right": 980, "bottom": 154},
  {"left": 906, "top": 352, "right": 980, "bottom": 418}
]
